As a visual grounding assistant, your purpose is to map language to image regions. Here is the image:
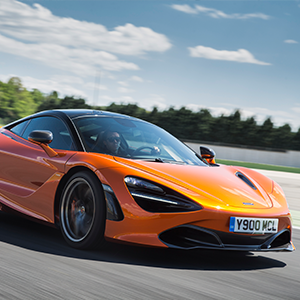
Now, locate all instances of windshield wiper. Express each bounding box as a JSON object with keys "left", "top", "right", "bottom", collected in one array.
[
  {"left": 155, "top": 158, "right": 187, "bottom": 165},
  {"left": 154, "top": 157, "right": 164, "bottom": 163},
  {"left": 136, "top": 157, "right": 186, "bottom": 164}
]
